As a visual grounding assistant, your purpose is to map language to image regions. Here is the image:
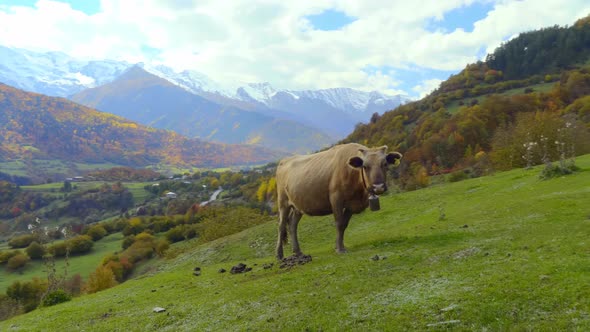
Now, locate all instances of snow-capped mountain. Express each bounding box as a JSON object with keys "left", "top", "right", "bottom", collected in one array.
[
  {"left": 0, "top": 45, "right": 409, "bottom": 138},
  {"left": 0, "top": 45, "right": 130, "bottom": 97}
]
